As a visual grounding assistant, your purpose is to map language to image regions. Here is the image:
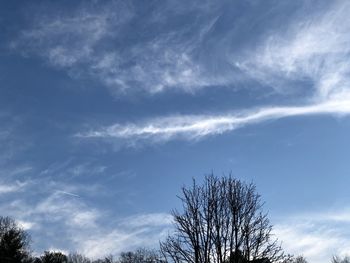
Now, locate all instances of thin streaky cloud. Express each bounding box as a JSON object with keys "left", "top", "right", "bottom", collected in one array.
[
  {"left": 77, "top": 98, "right": 350, "bottom": 142},
  {"left": 120, "top": 213, "right": 173, "bottom": 228},
  {"left": 17, "top": 220, "right": 36, "bottom": 231},
  {"left": 0, "top": 180, "right": 28, "bottom": 194},
  {"left": 0, "top": 176, "right": 172, "bottom": 258},
  {"left": 56, "top": 190, "right": 80, "bottom": 198},
  {"left": 0, "top": 183, "right": 23, "bottom": 194},
  {"left": 274, "top": 209, "right": 350, "bottom": 263}
]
